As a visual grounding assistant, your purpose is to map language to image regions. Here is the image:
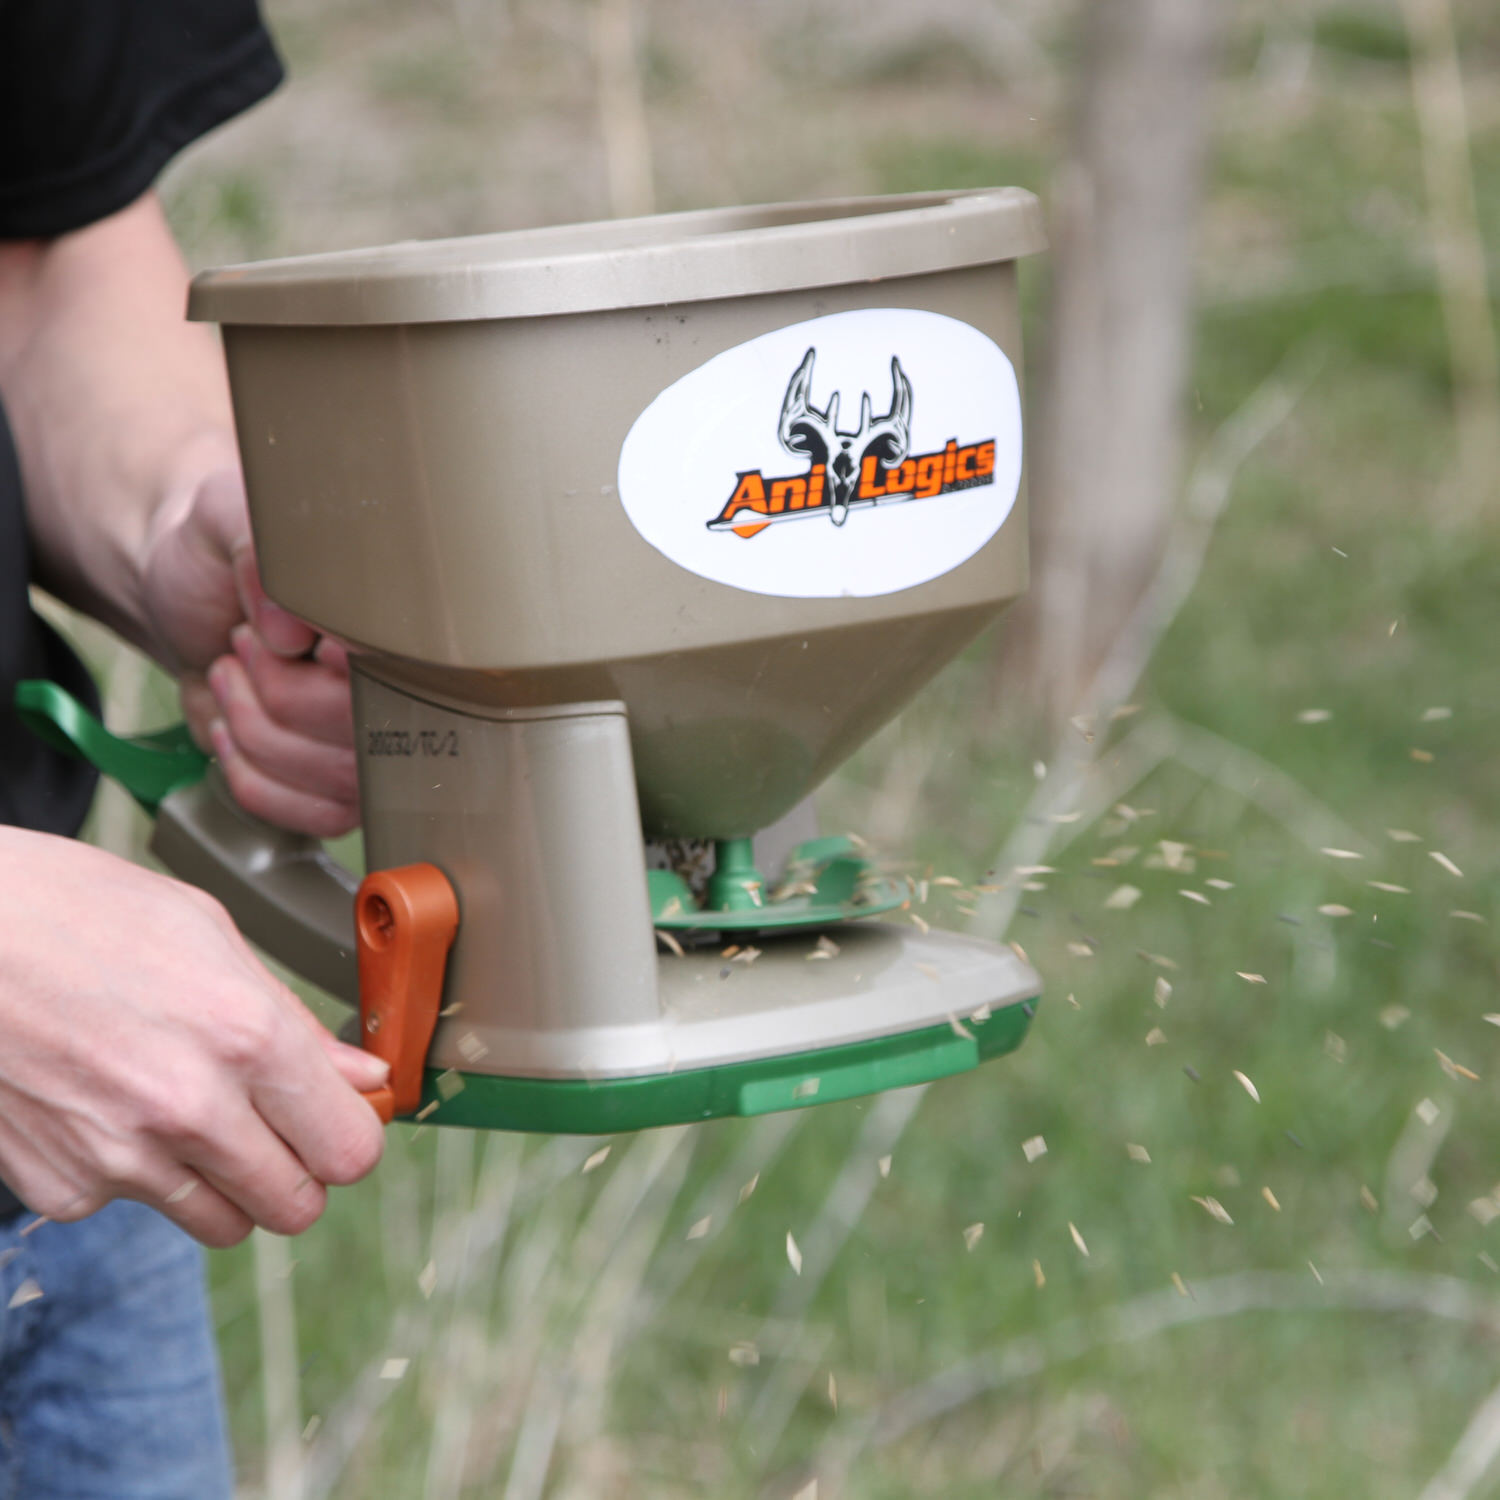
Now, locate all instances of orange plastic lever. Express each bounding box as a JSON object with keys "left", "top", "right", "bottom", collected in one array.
[{"left": 354, "top": 863, "right": 460, "bottom": 1122}]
